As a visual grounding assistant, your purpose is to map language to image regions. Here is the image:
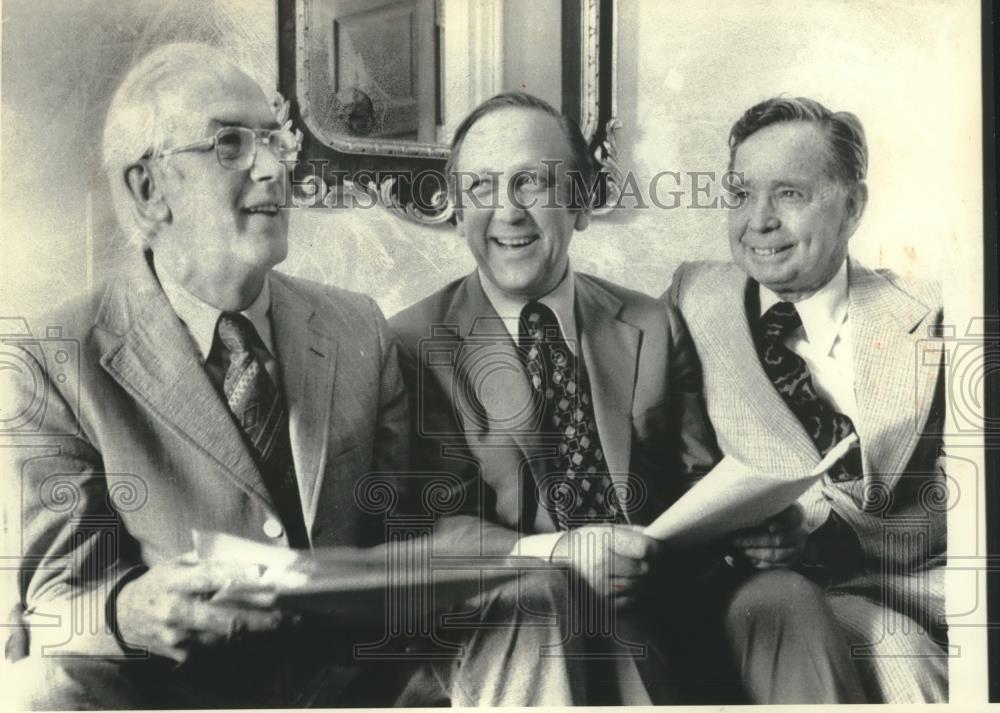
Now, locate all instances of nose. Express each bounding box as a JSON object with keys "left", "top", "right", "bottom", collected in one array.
[
  {"left": 248, "top": 138, "right": 285, "bottom": 183},
  {"left": 747, "top": 193, "right": 780, "bottom": 233},
  {"left": 494, "top": 179, "right": 527, "bottom": 224}
]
